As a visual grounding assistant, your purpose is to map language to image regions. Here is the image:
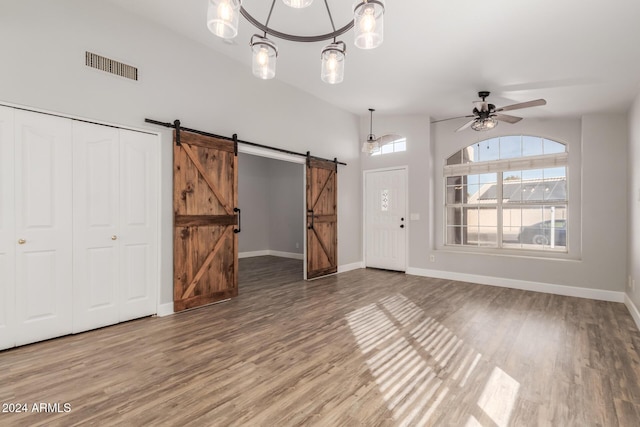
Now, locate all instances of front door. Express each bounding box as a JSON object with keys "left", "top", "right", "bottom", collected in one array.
[{"left": 365, "top": 168, "right": 407, "bottom": 271}]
